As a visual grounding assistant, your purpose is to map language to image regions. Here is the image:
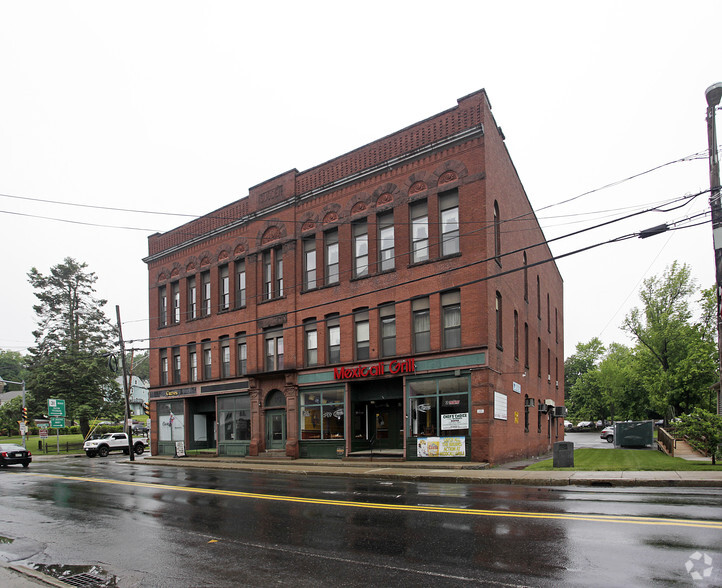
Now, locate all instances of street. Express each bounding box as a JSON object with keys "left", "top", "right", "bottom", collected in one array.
[{"left": 1, "top": 455, "right": 721, "bottom": 587}]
